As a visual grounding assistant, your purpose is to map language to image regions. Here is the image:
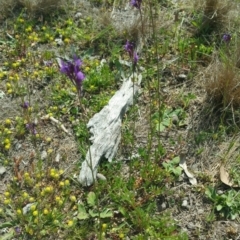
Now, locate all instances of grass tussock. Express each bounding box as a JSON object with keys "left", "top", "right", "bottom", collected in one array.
[
  {"left": 0, "top": 0, "right": 17, "bottom": 21},
  {"left": 0, "top": 0, "right": 65, "bottom": 20},
  {"left": 18, "top": 0, "right": 65, "bottom": 14},
  {"left": 205, "top": 60, "right": 240, "bottom": 108},
  {"left": 194, "top": 0, "right": 233, "bottom": 36}
]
